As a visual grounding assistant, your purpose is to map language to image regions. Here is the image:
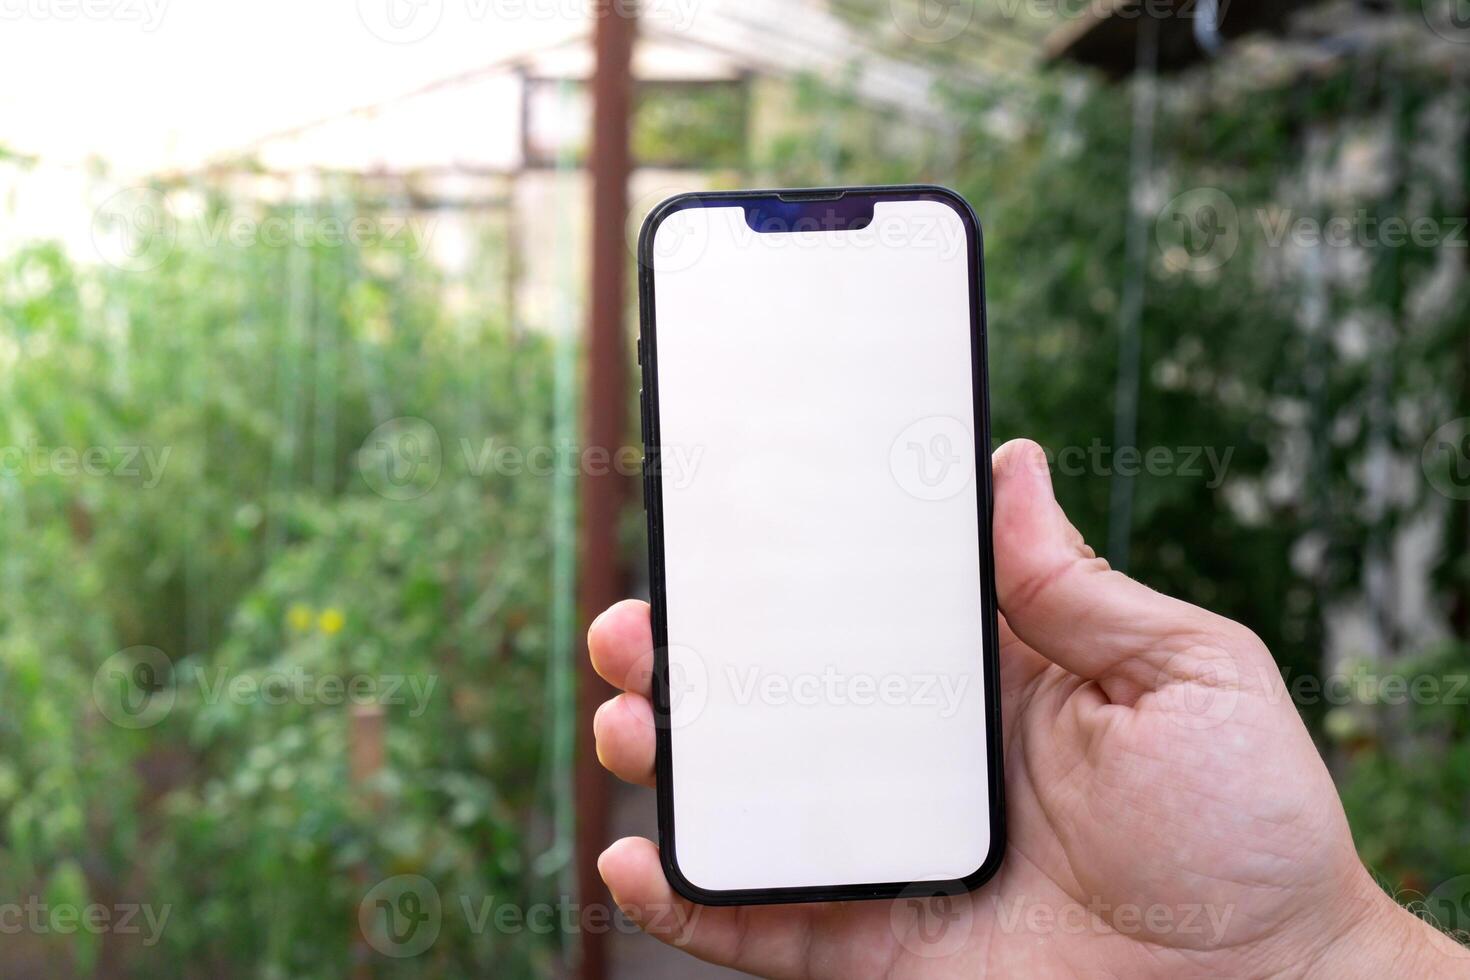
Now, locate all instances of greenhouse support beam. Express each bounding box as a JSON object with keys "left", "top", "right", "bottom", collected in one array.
[{"left": 577, "top": 4, "right": 637, "bottom": 980}]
